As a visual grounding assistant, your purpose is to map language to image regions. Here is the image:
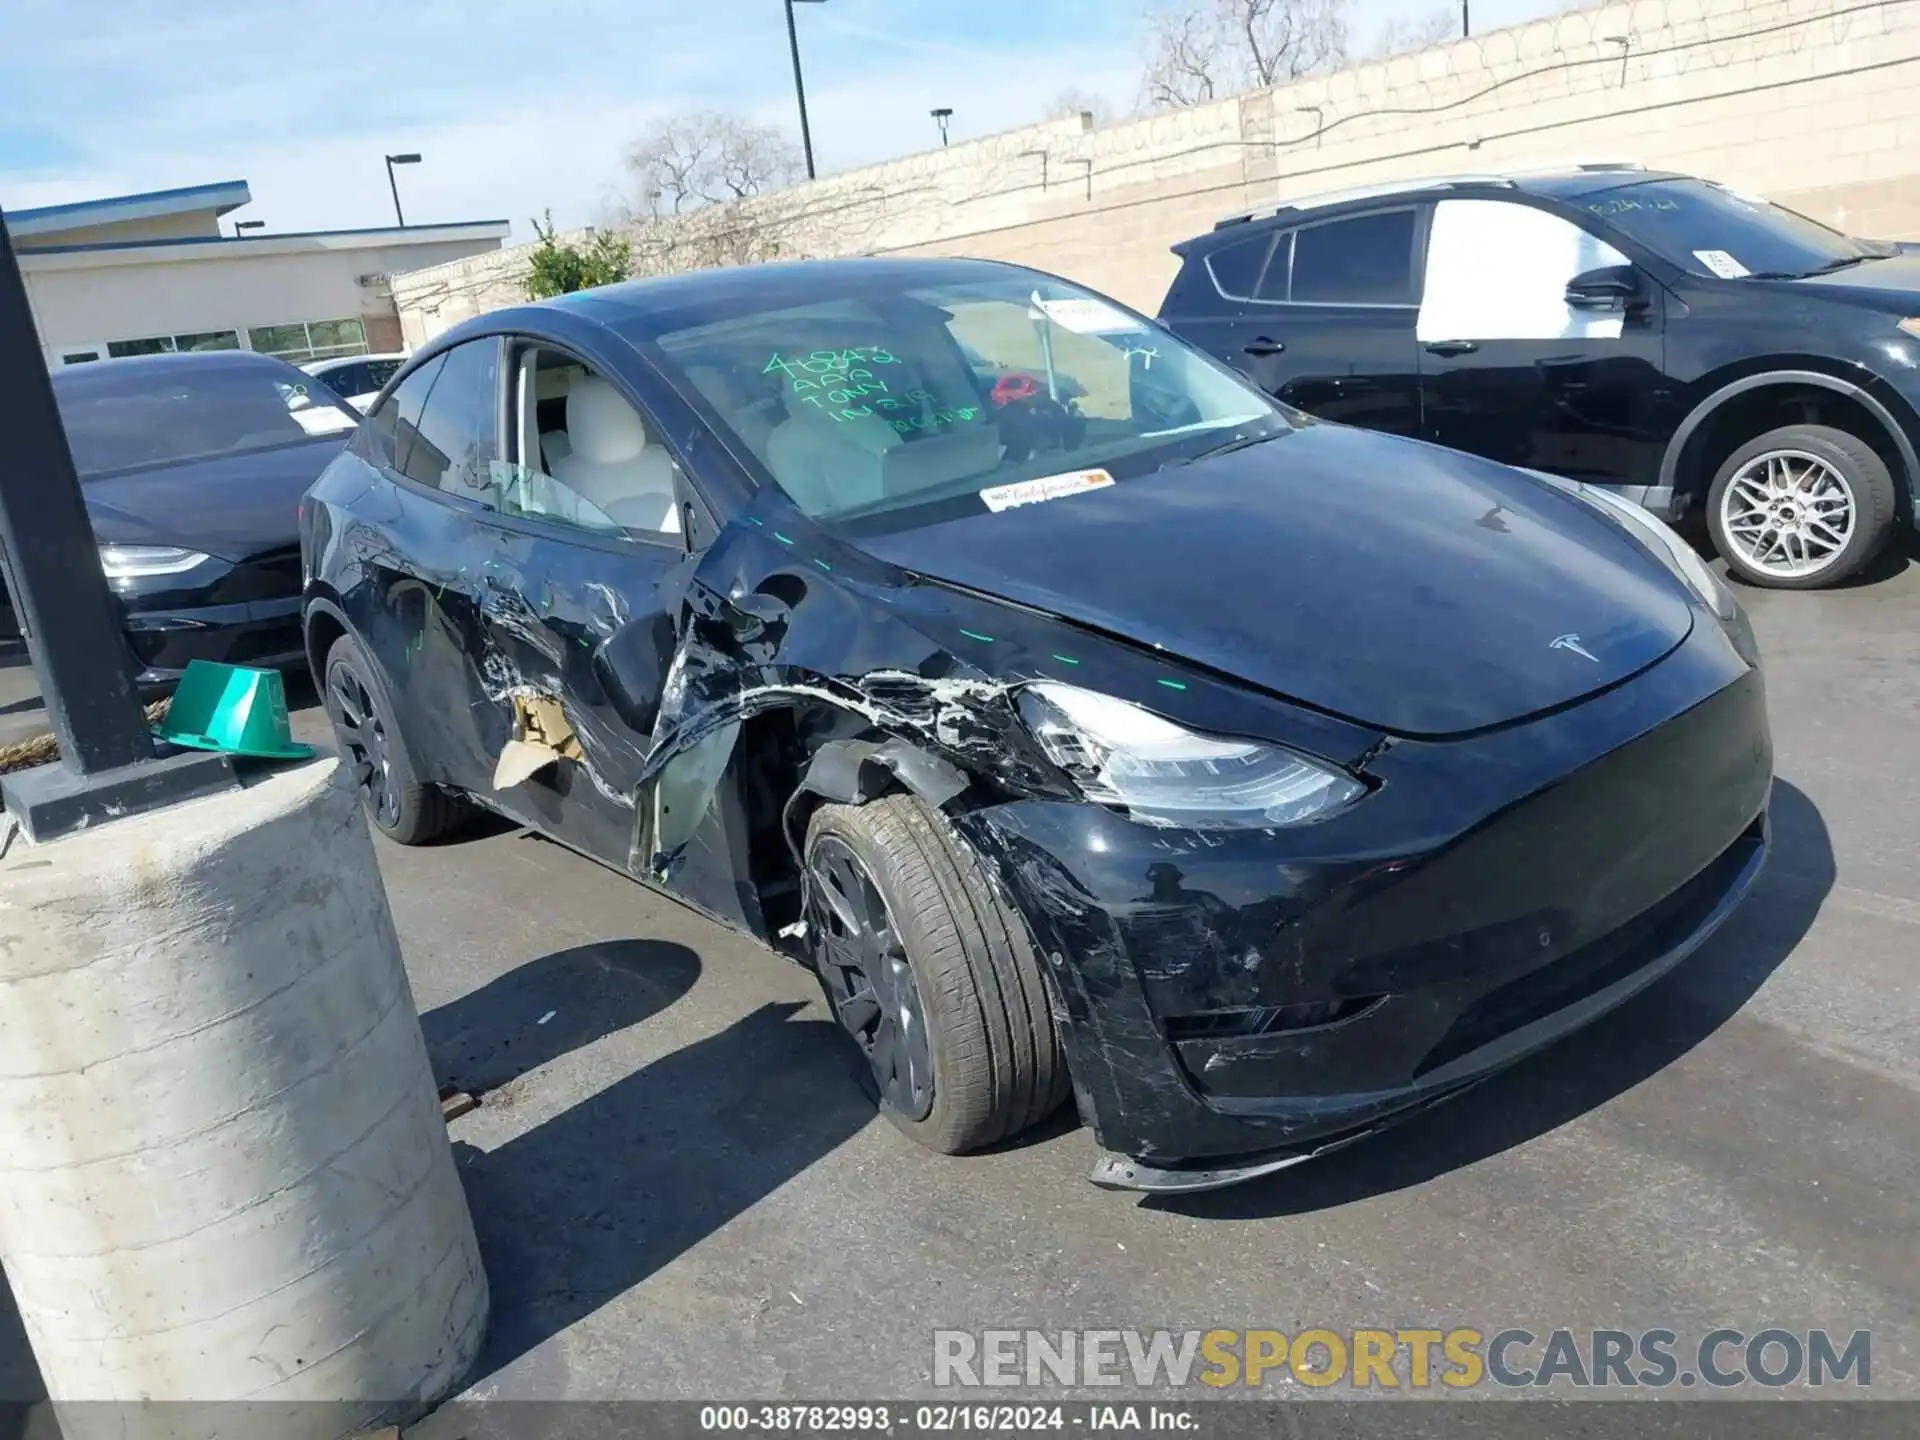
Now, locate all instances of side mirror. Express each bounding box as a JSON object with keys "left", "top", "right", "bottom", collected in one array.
[
  {"left": 1564, "top": 264, "right": 1644, "bottom": 310},
  {"left": 590, "top": 610, "right": 677, "bottom": 736}
]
